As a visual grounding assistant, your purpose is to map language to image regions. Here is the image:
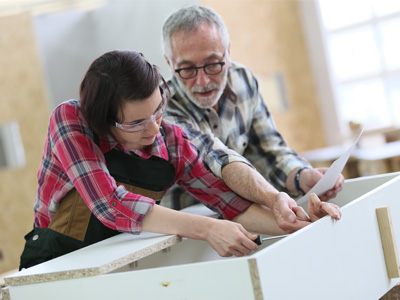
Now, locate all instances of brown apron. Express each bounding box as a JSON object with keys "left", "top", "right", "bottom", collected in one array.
[{"left": 47, "top": 182, "right": 166, "bottom": 244}]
